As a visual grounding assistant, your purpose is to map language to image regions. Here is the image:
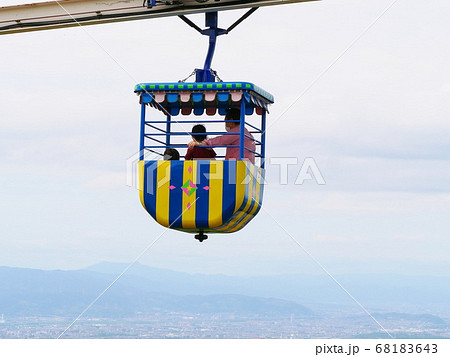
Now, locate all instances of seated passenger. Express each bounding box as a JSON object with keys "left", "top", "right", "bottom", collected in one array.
[
  {"left": 185, "top": 124, "right": 217, "bottom": 160},
  {"left": 187, "top": 108, "right": 255, "bottom": 163},
  {"left": 163, "top": 148, "right": 180, "bottom": 160}
]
